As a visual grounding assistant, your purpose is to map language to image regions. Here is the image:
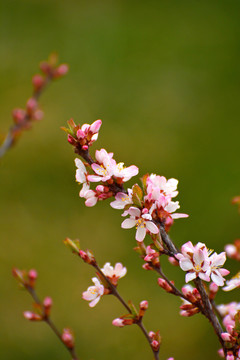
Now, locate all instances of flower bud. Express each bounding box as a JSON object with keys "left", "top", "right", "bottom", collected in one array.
[
  {"left": 221, "top": 332, "right": 233, "bottom": 342},
  {"left": 12, "top": 108, "right": 26, "bottom": 124},
  {"left": 168, "top": 256, "right": 179, "bottom": 266},
  {"left": 151, "top": 340, "right": 160, "bottom": 352},
  {"left": 158, "top": 278, "right": 173, "bottom": 293},
  {"left": 140, "top": 300, "right": 148, "bottom": 310},
  {"left": 23, "top": 311, "right": 42, "bottom": 321},
  {"left": 28, "top": 269, "right": 38, "bottom": 288},
  {"left": 32, "top": 74, "right": 45, "bottom": 91},
  {"left": 53, "top": 64, "right": 69, "bottom": 78},
  {"left": 61, "top": 328, "right": 75, "bottom": 349},
  {"left": 112, "top": 318, "right": 125, "bottom": 327},
  {"left": 142, "top": 263, "right": 153, "bottom": 271},
  {"left": 43, "top": 296, "right": 53, "bottom": 317}
]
